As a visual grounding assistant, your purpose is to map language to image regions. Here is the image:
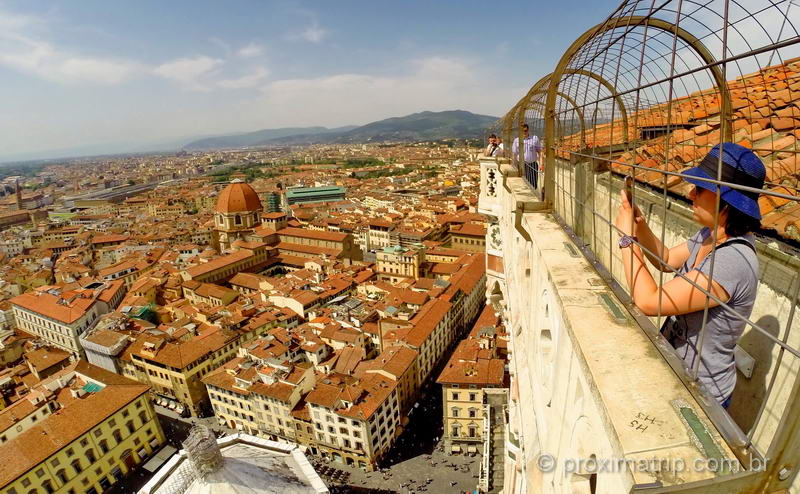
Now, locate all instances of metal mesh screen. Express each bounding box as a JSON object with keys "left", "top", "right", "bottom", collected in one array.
[{"left": 497, "top": 0, "right": 800, "bottom": 472}]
